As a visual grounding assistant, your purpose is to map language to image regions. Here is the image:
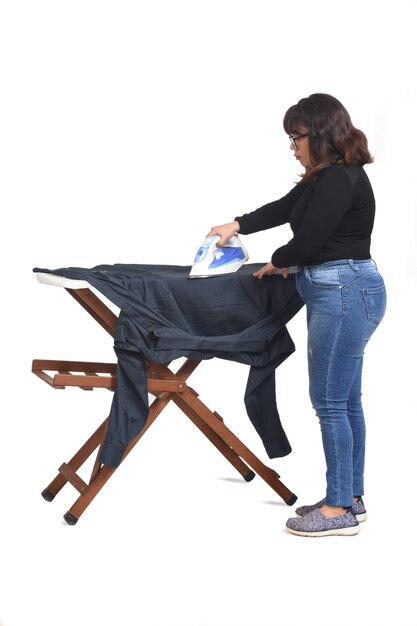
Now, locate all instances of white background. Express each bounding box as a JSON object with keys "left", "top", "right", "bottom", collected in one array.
[{"left": 1, "top": 1, "right": 416, "bottom": 625}]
